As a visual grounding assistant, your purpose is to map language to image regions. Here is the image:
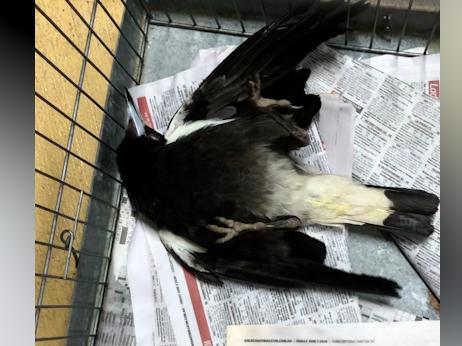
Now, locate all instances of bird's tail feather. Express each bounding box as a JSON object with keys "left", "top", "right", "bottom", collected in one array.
[
  {"left": 303, "top": 176, "right": 439, "bottom": 237},
  {"left": 359, "top": 186, "right": 439, "bottom": 236},
  {"left": 379, "top": 186, "right": 440, "bottom": 216},
  {"left": 383, "top": 187, "right": 439, "bottom": 236}
]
